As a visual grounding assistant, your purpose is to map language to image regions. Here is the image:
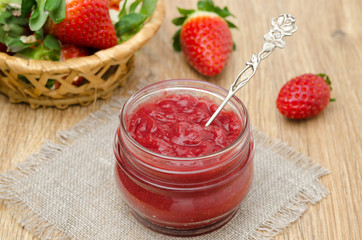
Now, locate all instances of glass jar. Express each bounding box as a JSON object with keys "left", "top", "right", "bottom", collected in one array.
[{"left": 114, "top": 79, "right": 254, "bottom": 236}]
